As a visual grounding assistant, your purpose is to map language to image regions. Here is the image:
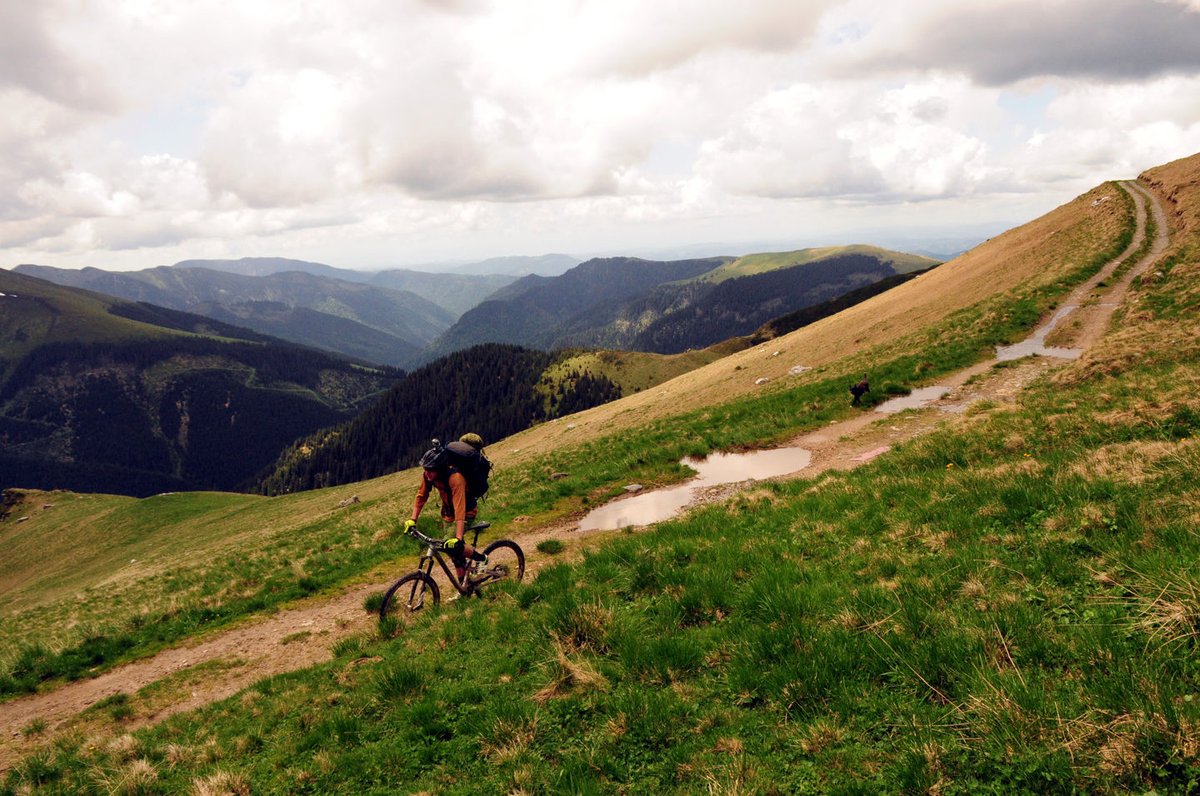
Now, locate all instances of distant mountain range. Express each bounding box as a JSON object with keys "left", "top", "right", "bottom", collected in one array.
[
  {"left": 425, "top": 256, "right": 731, "bottom": 359},
  {"left": 427, "top": 245, "right": 938, "bottom": 360},
  {"left": 14, "top": 246, "right": 935, "bottom": 369},
  {"left": 444, "top": 253, "right": 581, "bottom": 277},
  {"left": 170, "top": 257, "right": 524, "bottom": 317},
  {"left": 0, "top": 269, "right": 401, "bottom": 497},
  {"left": 12, "top": 257, "right": 592, "bottom": 366},
  {"left": 14, "top": 263, "right": 453, "bottom": 367}
]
